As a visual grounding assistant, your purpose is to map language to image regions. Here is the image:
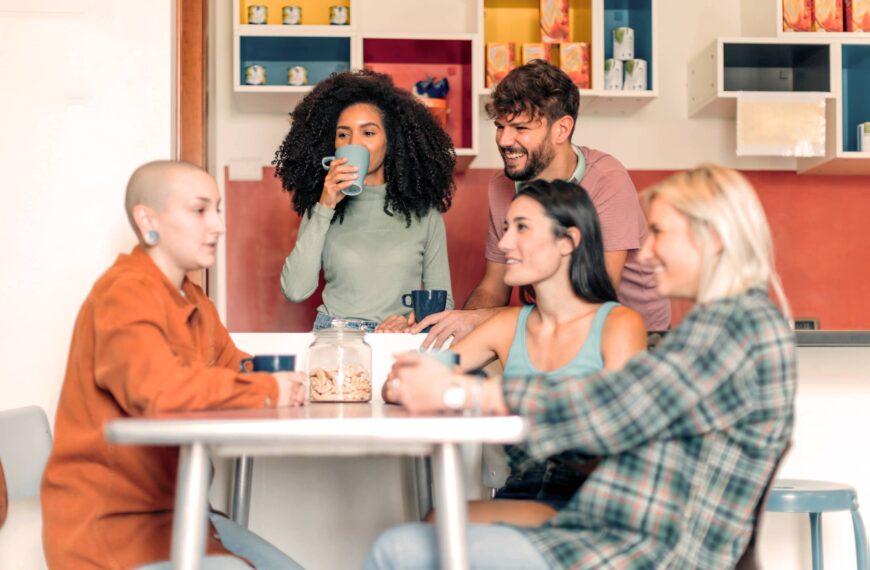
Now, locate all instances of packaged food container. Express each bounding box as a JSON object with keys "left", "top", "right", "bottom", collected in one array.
[
  {"left": 814, "top": 0, "right": 844, "bottom": 31},
  {"left": 308, "top": 320, "right": 372, "bottom": 402},
  {"left": 613, "top": 27, "right": 634, "bottom": 61},
  {"left": 486, "top": 42, "right": 515, "bottom": 87},
  {"left": 247, "top": 5, "right": 268, "bottom": 25},
  {"left": 329, "top": 5, "right": 349, "bottom": 25},
  {"left": 604, "top": 59, "right": 623, "bottom": 90},
  {"left": 522, "top": 43, "right": 550, "bottom": 65},
  {"left": 245, "top": 64, "right": 267, "bottom": 85},
  {"left": 540, "top": 0, "right": 569, "bottom": 42},
  {"left": 560, "top": 42, "right": 590, "bottom": 89},
  {"left": 282, "top": 5, "right": 301, "bottom": 25},
  {"left": 783, "top": 0, "right": 813, "bottom": 31},
  {"left": 287, "top": 65, "right": 308, "bottom": 86},
  {"left": 623, "top": 59, "right": 648, "bottom": 90}
]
